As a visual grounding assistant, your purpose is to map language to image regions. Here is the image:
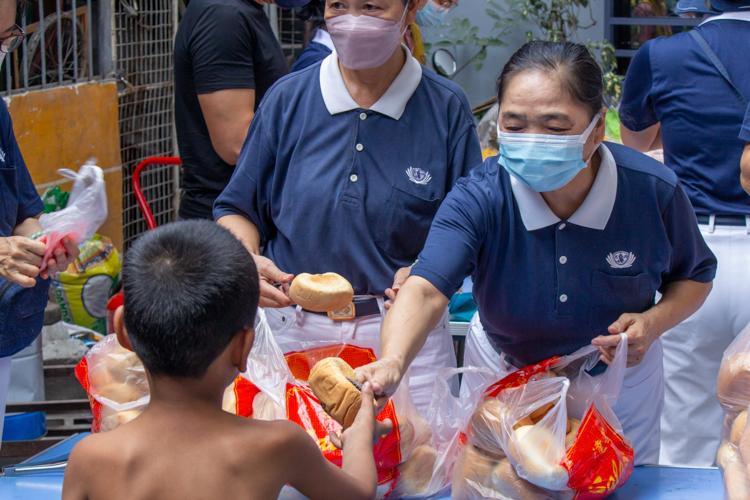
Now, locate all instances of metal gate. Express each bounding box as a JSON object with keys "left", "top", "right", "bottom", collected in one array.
[{"left": 116, "top": 0, "right": 179, "bottom": 248}]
